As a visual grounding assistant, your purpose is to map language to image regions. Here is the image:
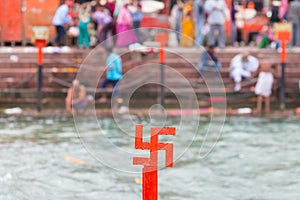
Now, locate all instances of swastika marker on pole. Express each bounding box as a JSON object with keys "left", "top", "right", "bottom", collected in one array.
[{"left": 133, "top": 124, "right": 176, "bottom": 200}]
